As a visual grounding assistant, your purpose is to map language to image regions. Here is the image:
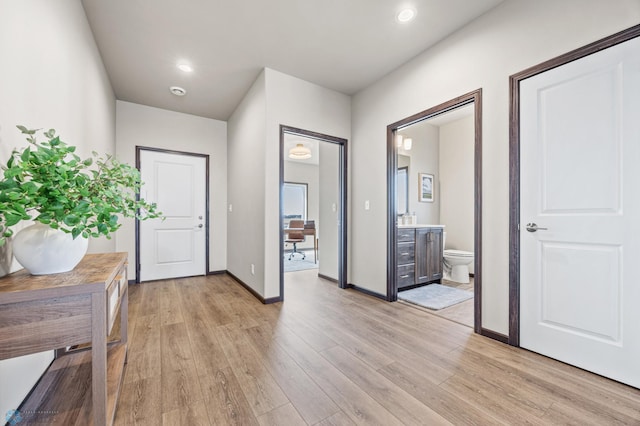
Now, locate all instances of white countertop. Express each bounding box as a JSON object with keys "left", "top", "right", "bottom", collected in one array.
[{"left": 397, "top": 224, "right": 445, "bottom": 228}]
